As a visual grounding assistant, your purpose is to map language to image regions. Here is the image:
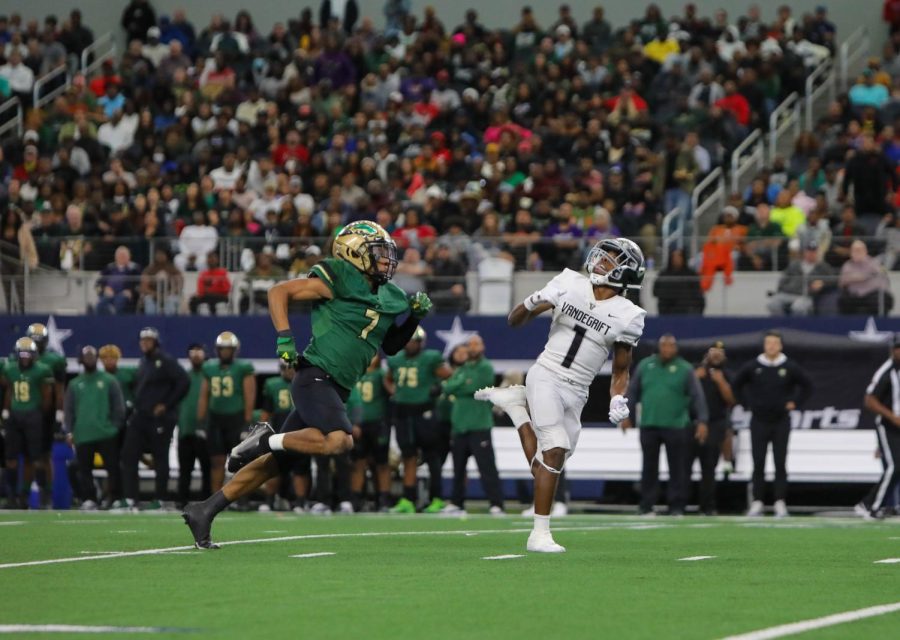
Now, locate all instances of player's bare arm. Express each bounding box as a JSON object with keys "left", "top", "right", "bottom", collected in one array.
[
  {"left": 611, "top": 342, "right": 633, "bottom": 433},
  {"left": 242, "top": 373, "right": 256, "bottom": 424},
  {"left": 267, "top": 277, "right": 333, "bottom": 332},
  {"left": 508, "top": 301, "right": 554, "bottom": 327}
]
